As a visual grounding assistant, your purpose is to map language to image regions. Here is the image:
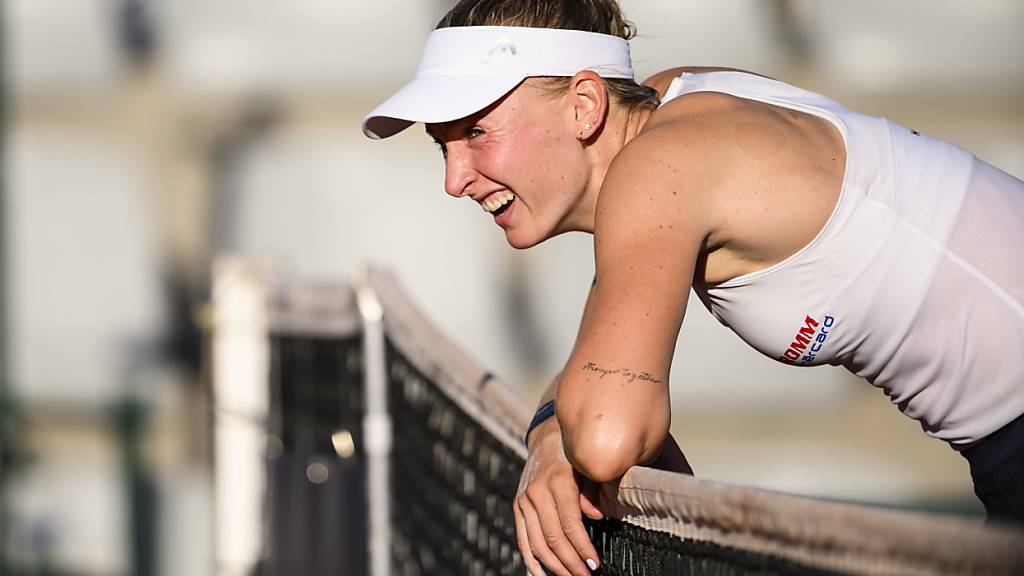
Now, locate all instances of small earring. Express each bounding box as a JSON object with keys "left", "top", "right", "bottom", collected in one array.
[{"left": 579, "top": 121, "right": 593, "bottom": 141}]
